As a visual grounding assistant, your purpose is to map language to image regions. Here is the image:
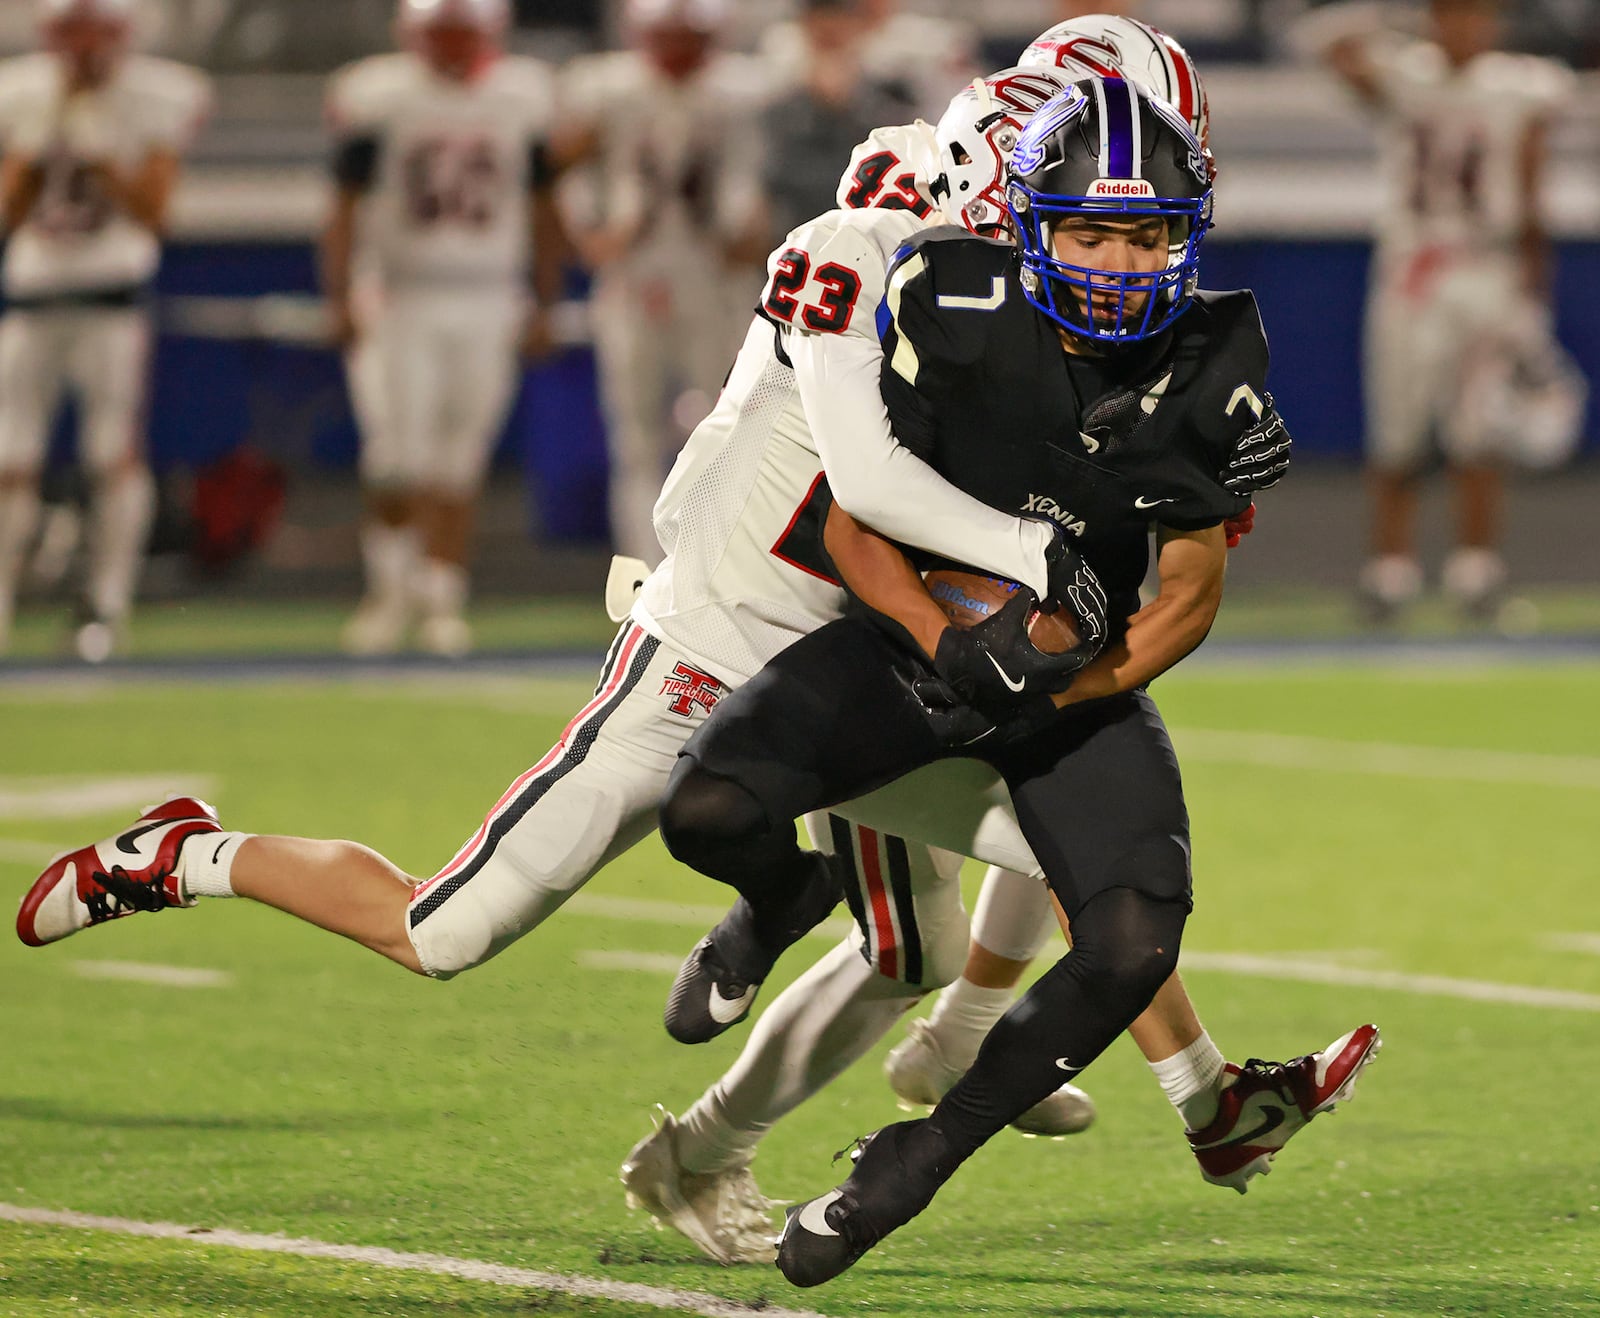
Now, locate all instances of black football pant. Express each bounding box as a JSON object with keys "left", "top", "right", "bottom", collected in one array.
[{"left": 659, "top": 616, "right": 1193, "bottom": 1150}]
